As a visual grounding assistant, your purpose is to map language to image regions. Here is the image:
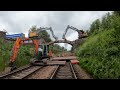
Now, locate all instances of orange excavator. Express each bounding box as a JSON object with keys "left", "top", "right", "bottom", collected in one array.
[
  {"left": 8, "top": 37, "right": 51, "bottom": 70},
  {"left": 9, "top": 37, "right": 38, "bottom": 68},
  {"left": 8, "top": 27, "right": 57, "bottom": 71}
]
